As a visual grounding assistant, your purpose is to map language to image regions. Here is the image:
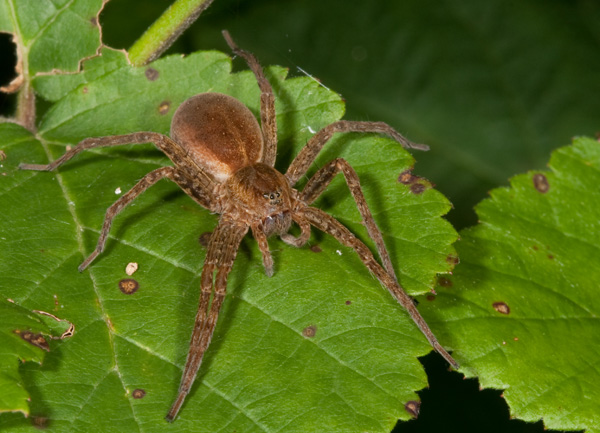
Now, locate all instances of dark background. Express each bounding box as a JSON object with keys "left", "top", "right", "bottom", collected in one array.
[{"left": 1, "top": 0, "right": 596, "bottom": 431}]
